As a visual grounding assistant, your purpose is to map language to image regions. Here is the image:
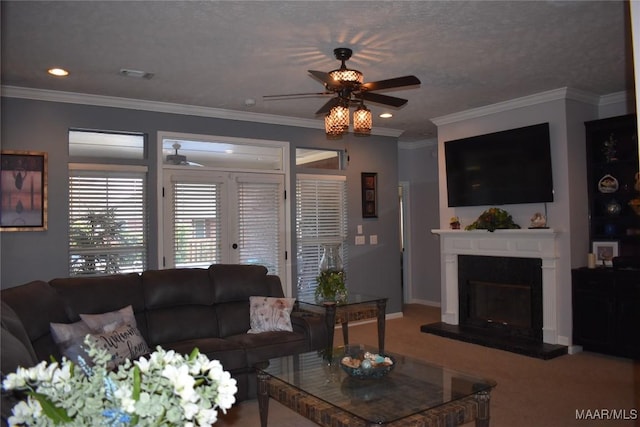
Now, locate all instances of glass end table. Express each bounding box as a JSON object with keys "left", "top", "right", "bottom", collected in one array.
[{"left": 297, "top": 293, "right": 387, "bottom": 354}]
